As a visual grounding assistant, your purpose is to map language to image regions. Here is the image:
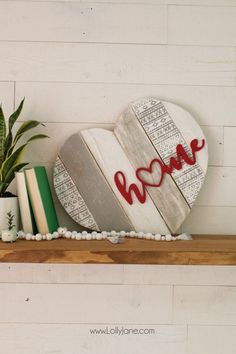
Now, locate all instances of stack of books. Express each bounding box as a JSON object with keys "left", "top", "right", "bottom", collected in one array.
[{"left": 16, "top": 166, "right": 59, "bottom": 235}]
